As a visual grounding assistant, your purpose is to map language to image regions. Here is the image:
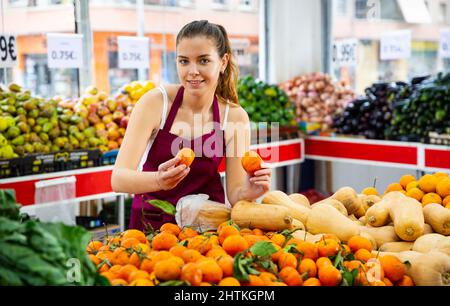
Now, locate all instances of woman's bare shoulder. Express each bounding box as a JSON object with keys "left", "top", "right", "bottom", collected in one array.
[{"left": 227, "top": 104, "right": 250, "bottom": 124}]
